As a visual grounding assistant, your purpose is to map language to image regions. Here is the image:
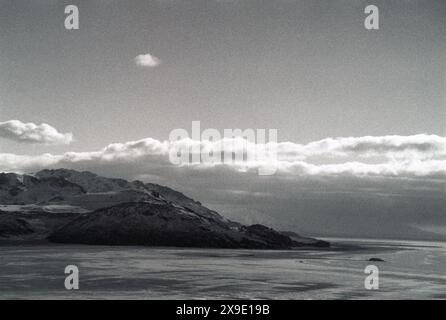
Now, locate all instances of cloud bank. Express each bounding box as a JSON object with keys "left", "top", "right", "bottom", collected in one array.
[
  {"left": 135, "top": 53, "right": 161, "bottom": 67},
  {"left": 1, "top": 133, "right": 445, "bottom": 240},
  {"left": 0, "top": 120, "right": 73, "bottom": 145},
  {"left": 0, "top": 134, "right": 445, "bottom": 178}
]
